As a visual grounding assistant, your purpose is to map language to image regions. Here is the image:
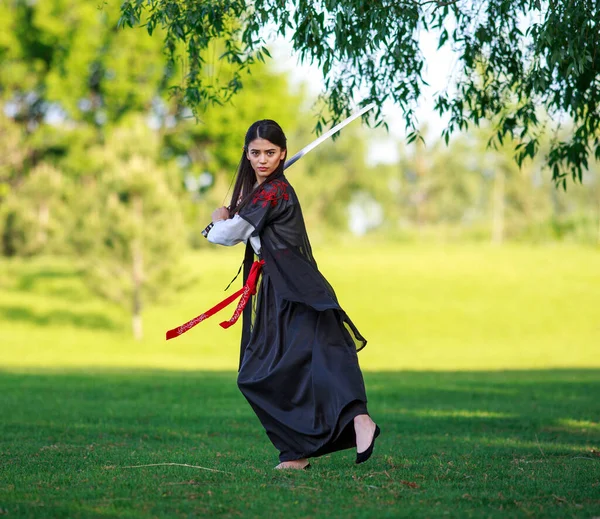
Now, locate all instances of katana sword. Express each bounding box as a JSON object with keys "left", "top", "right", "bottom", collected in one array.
[
  {"left": 283, "top": 103, "right": 376, "bottom": 169},
  {"left": 202, "top": 103, "right": 376, "bottom": 238}
]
